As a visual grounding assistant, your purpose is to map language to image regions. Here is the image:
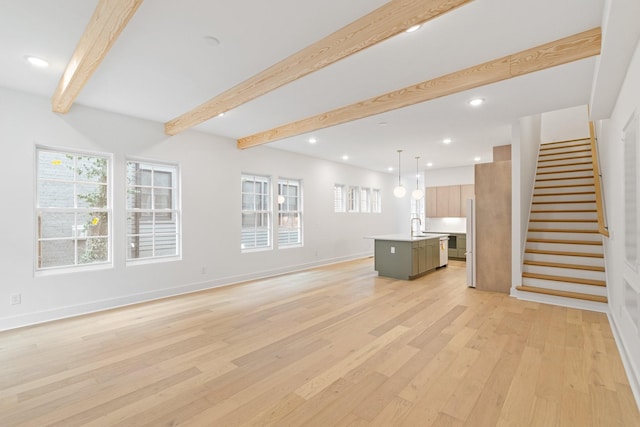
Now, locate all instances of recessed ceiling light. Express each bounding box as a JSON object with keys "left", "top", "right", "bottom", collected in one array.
[
  {"left": 388, "top": 167, "right": 394, "bottom": 172},
  {"left": 342, "top": 155, "right": 349, "bottom": 161},
  {"left": 308, "top": 137, "right": 317, "bottom": 144},
  {"left": 426, "top": 162, "right": 433, "bottom": 167},
  {"left": 474, "top": 157, "right": 481, "bottom": 162},
  {"left": 406, "top": 24, "right": 421, "bottom": 33},
  {"left": 469, "top": 98, "right": 485, "bottom": 107},
  {"left": 25, "top": 56, "right": 48, "bottom": 67},
  {"left": 442, "top": 138, "right": 452, "bottom": 144}
]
